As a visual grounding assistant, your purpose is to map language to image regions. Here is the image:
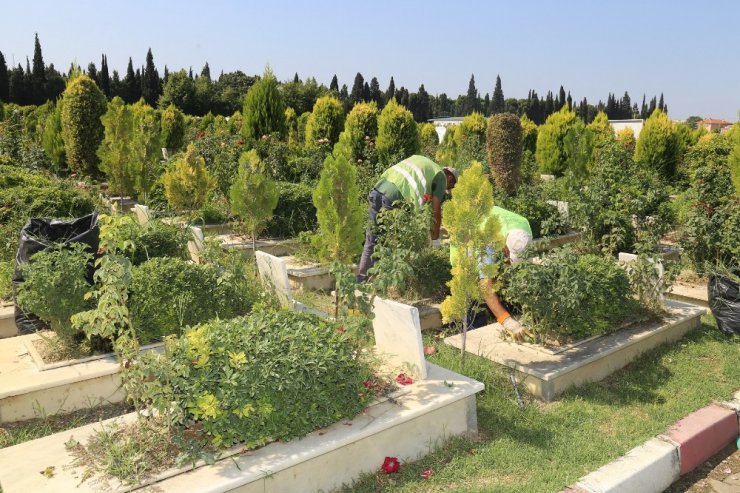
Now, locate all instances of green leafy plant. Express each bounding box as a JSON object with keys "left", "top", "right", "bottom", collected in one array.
[
  {"left": 487, "top": 112, "right": 522, "bottom": 195},
  {"left": 16, "top": 243, "right": 93, "bottom": 343},
  {"left": 376, "top": 98, "right": 420, "bottom": 166},
  {"left": 98, "top": 97, "right": 136, "bottom": 196},
  {"left": 304, "top": 96, "right": 344, "bottom": 148},
  {"left": 162, "top": 144, "right": 215, "bottom": 215},
  {"left": 61, "top": 74, "right": 108, "bottom": 176},
  {"left": 495, "top": 182, "right": 569, "bottom": 239},
  {"left": 264, "top": 181, "right": 317, "bottom": 238},
  {"left": 504, "top": 246, "right": 638, "bottom": 342},
  {"left": 536, "top": 106, "right": 591, "bottom": 177},
  {"left": 634, "top": 109, "right": 679, "bottom": 181}
]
